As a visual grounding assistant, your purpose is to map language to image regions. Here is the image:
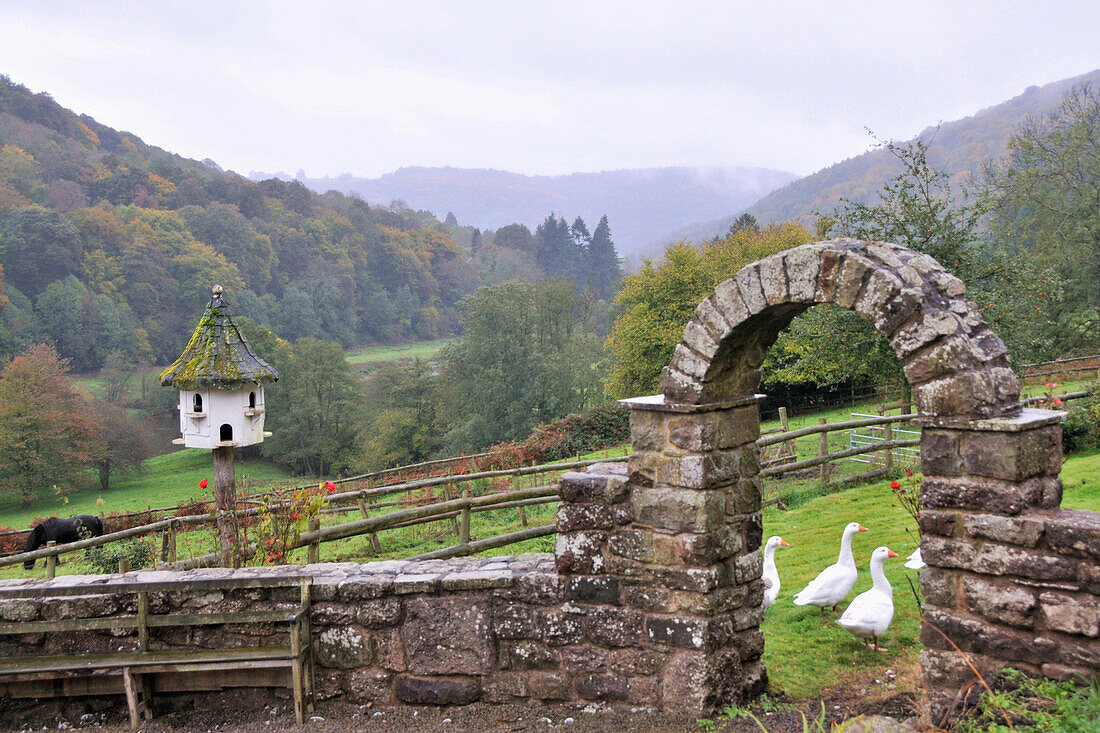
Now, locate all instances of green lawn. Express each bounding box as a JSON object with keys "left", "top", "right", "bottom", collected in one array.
[
  {"left": 0, "top": 449, "right": 294, "bottom": 531},
  {"left": 344, "top": 338, "right": 455, "bottom": 367}
]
